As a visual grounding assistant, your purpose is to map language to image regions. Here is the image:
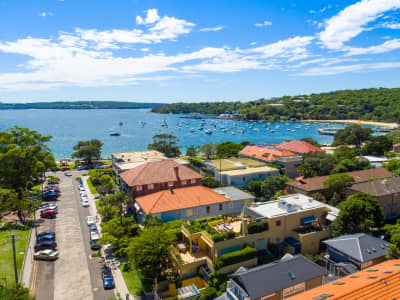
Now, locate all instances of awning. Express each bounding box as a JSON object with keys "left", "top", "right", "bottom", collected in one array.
[
  {"left": 301, "top": 216, "right": 316, "bottom": 225},
  {"left": 285, "top": 237, "right": 301, "bottom": 247}
]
